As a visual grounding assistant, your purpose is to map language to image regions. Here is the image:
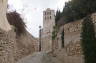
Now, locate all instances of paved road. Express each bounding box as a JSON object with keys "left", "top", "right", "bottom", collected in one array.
[{"left": 17, "top": 52, "right": 62, "bottom": 63}]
